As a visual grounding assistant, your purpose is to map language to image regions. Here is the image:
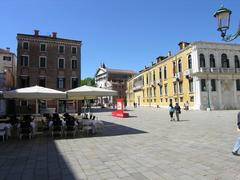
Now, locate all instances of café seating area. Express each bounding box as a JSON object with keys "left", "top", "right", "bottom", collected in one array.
[{"left": 0, "top": 112, "right": 104, "bottom": 142}]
